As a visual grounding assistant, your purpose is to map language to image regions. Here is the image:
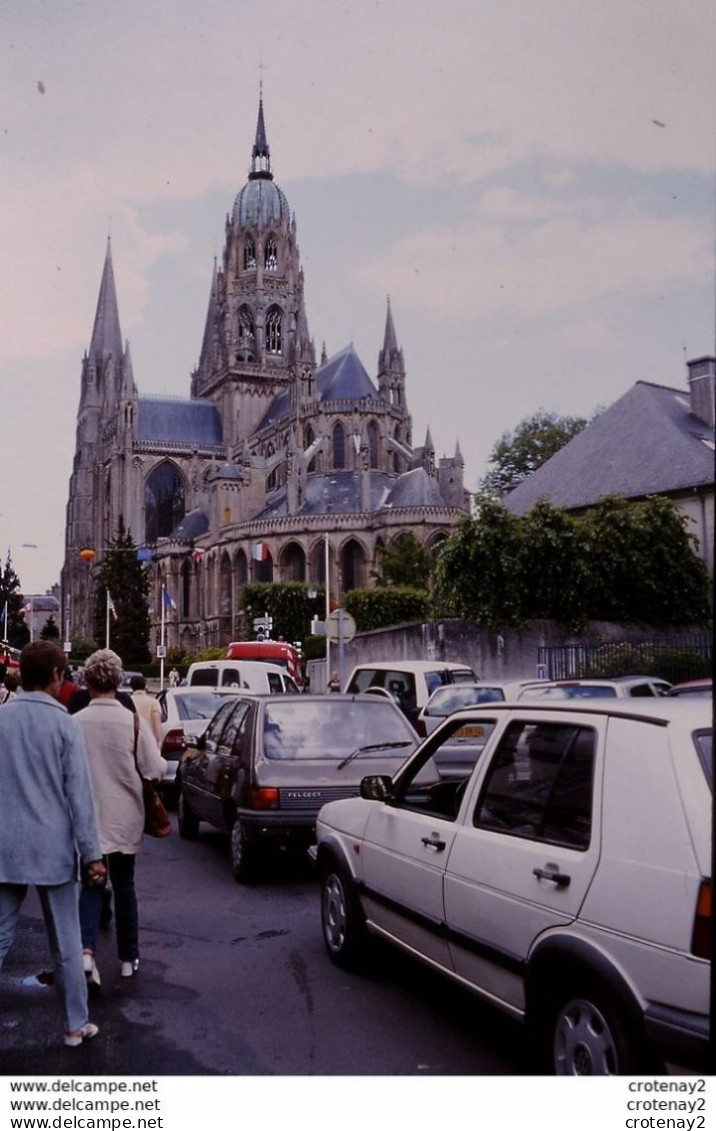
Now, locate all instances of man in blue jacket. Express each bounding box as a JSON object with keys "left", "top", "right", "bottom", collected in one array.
[{"left": 0, "top": 642, "right": 106, "bottom": 1047}]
